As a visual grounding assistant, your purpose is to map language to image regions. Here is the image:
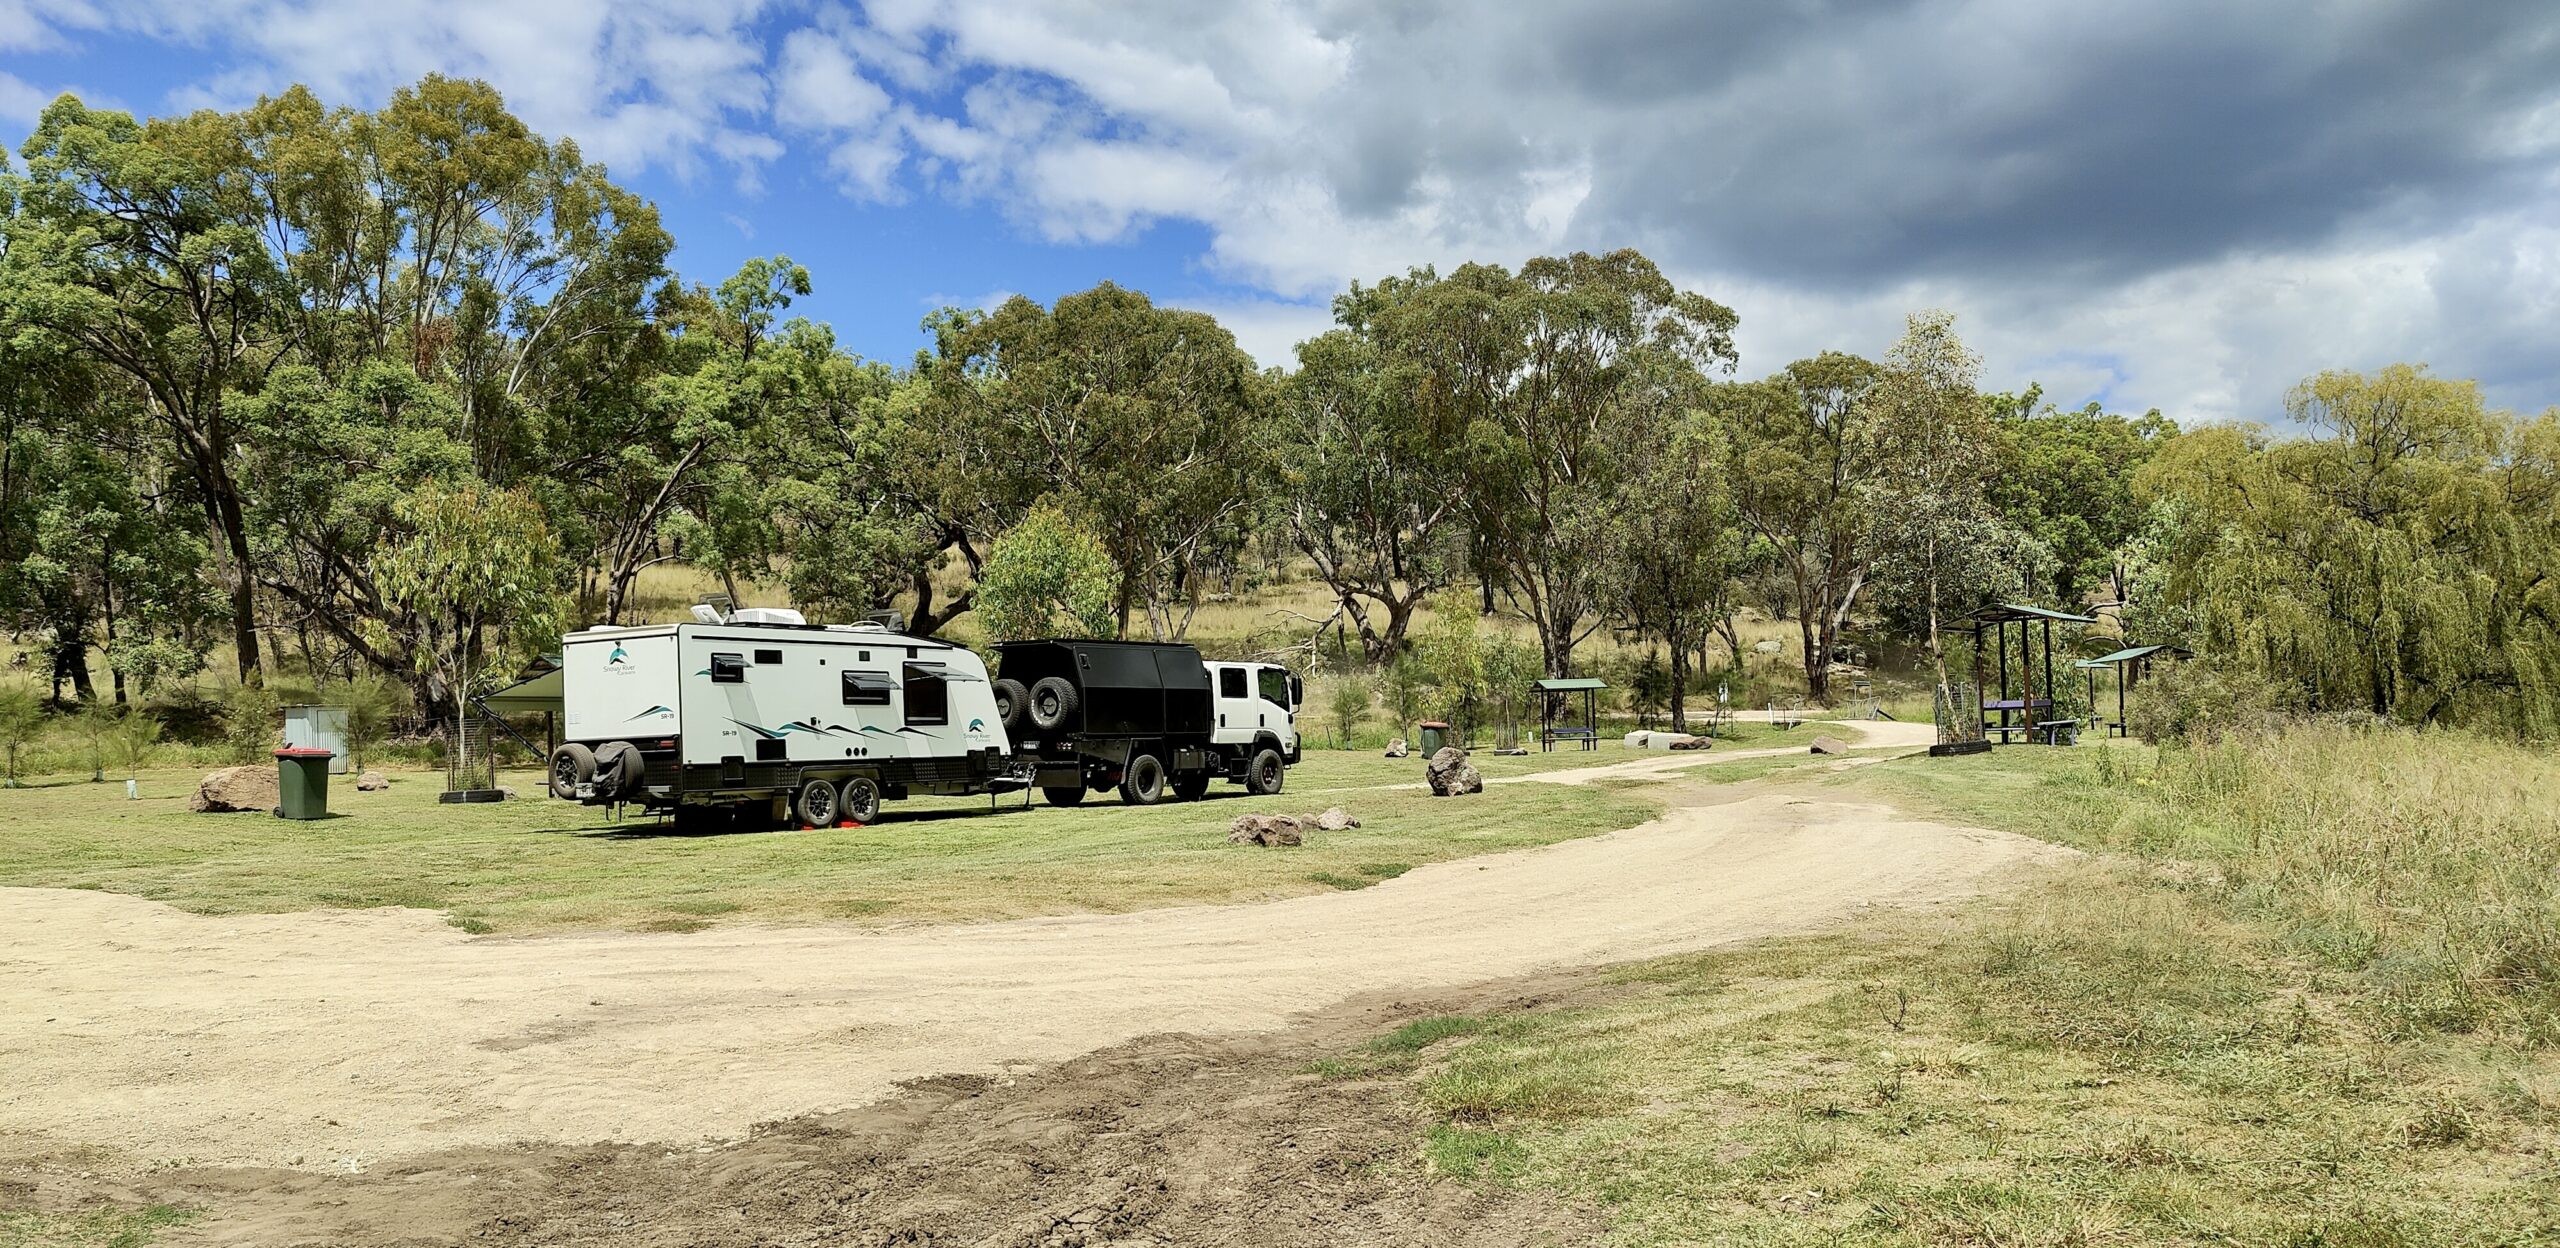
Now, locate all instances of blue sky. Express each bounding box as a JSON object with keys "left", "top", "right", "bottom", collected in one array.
[{"left": 6, "top": 0, "right": 2557, "bottom": 421}]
